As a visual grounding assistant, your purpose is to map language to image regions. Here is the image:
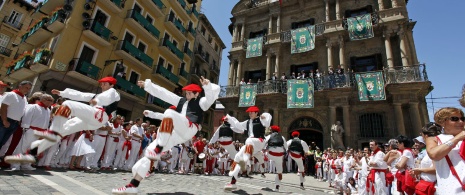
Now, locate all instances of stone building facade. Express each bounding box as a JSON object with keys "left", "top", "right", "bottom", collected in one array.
[{"left": 219, "top": 0, "right": 430, "bottom": 149}]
